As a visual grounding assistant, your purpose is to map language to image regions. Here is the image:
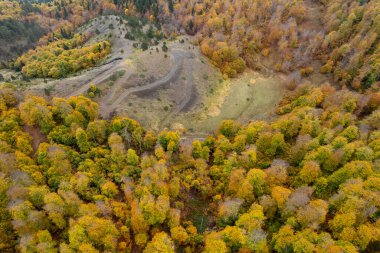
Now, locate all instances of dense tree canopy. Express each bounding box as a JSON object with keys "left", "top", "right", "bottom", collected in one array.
[
  {"left": 14, "top": 34, "right": 111, "bottom": 78},
  {"left": 1, "top": 81, "right": 380, "bottom": 252},
  {"left": 0, "top": 0, "right": 380, "bottom": 251},
  {"left": 1, "top": 0, "right": 379, "bottom": 88},
  {"left": 149, "top": 0, "right": 380, "bottom": 86},
  {"left": 0, "top": 0, "right": 117, "bottom": 64}
]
